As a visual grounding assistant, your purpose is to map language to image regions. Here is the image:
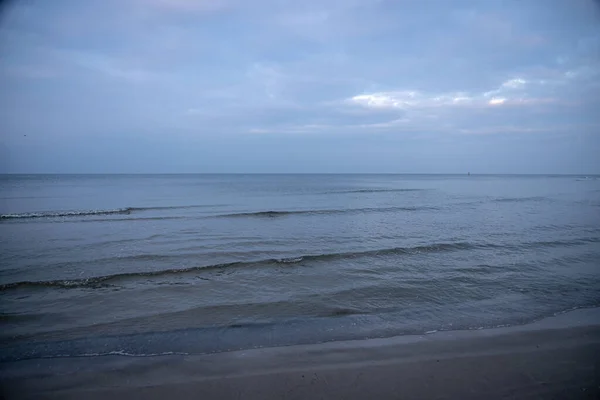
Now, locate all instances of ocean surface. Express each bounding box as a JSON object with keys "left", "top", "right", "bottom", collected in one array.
[{"left": 1, "top": 174, "right": 599, "bottom": 361}]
